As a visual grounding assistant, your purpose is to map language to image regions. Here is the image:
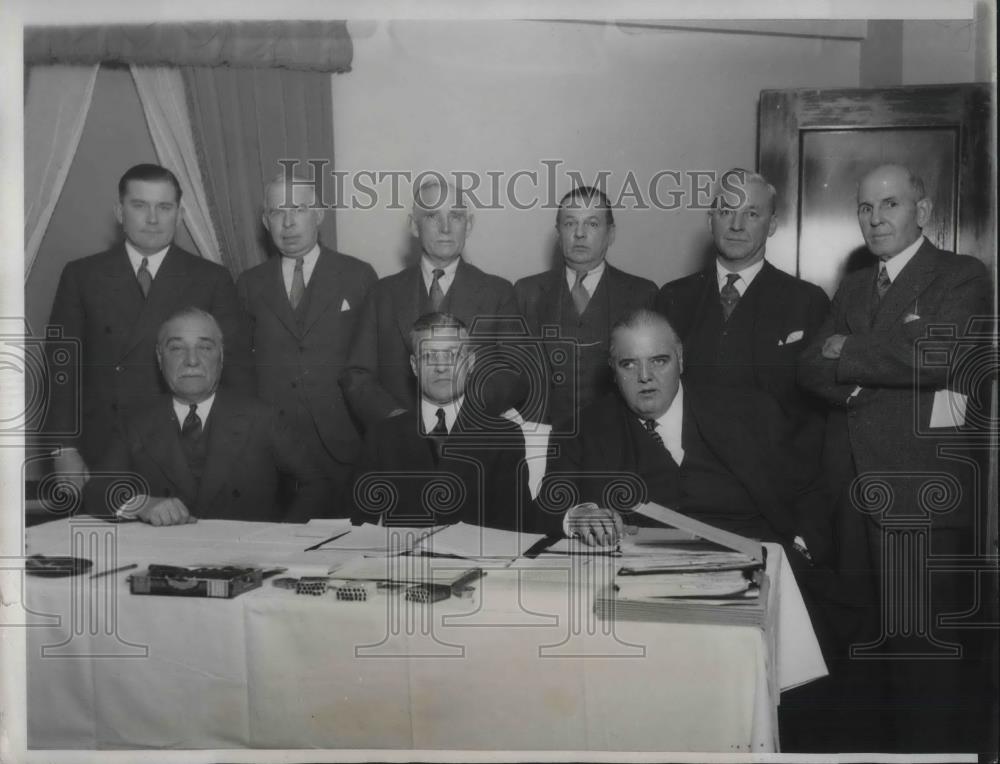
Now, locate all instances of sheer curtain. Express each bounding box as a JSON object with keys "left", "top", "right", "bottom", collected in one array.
[
  {"left": 24, "top": 64, "right": 99, "bottom": 278},
  {"left": 131, "top": 65, "right": 223, "bottom": 266},
  {"left": 182, "top": 65, "right": 339, "bottom": 275}
]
